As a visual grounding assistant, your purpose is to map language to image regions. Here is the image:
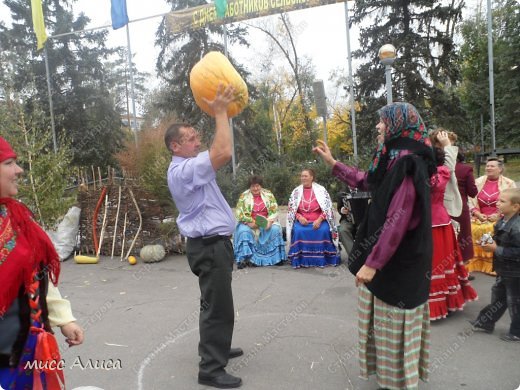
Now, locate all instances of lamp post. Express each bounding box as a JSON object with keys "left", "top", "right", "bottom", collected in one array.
[
  {"left": 378, "top": 44, "right": 397, "bottom": 105},
  {"left": 344, "top": 0, "right": 357, "bottom": 161},
  {"left": 486, "top": 0, "right": 496, "bottom": 156}
]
